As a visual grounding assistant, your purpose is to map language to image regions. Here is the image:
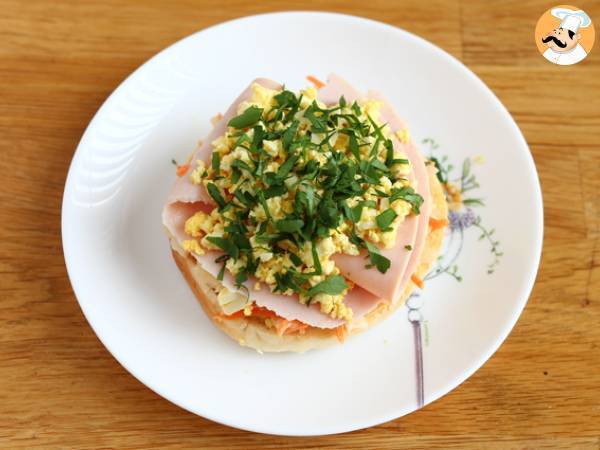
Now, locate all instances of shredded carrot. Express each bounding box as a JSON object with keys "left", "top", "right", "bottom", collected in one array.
[
  {"left": 284, "top": 321, "right": 308, "bottom": 335},
  {"left": 411, "top": 274, "right": 424, "bottom": 289},
  {"left": 271, "top": 317, "right": 309, "bottom": 336},
  {"left": 217, "top": 305, "right": 276, "bottom": 321},
  {"left": 175, "top": 163, "right": 190, "bottom": 177},
  {"left": 306, "top": 75, "right": 325, "bottom": 89},
  {"left": 217, "top": 304, "right": 308, "bottom": 335},
  {"left": 274, "top": 319, "right": 292, "bottom": 336},
  {"left": 335, "top": 325, "right": 347, "bottom": 343},
  {"left": 429, "top": 217, "right": 449, "bottom": 231},
  {"left": 175, "top": 153, "right": 194, "bottom": 177},
  {"left": 251, "top": 306, "right": 277, "bottom": 319}
]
